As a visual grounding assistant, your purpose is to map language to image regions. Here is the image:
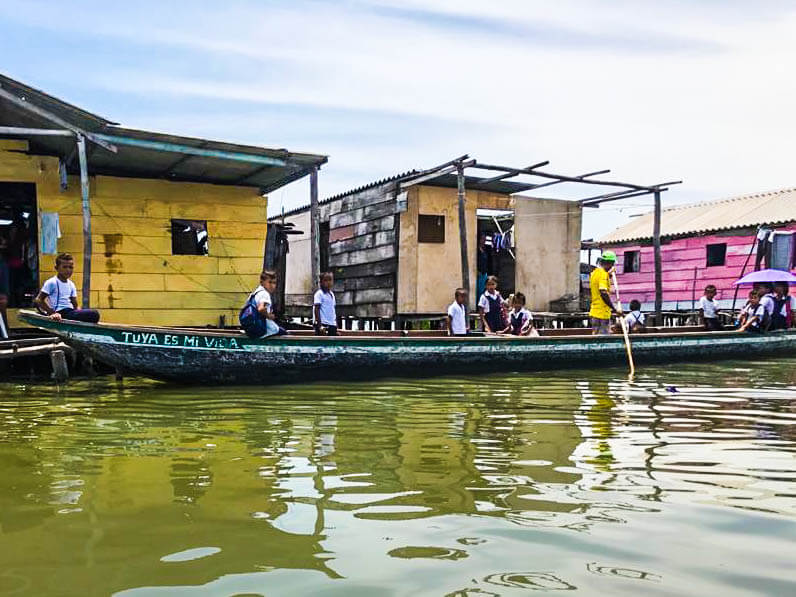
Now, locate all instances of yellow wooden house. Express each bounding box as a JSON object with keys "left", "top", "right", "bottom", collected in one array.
[{"left": 0, "top": 74, "right": 326, "bottom": 328}]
